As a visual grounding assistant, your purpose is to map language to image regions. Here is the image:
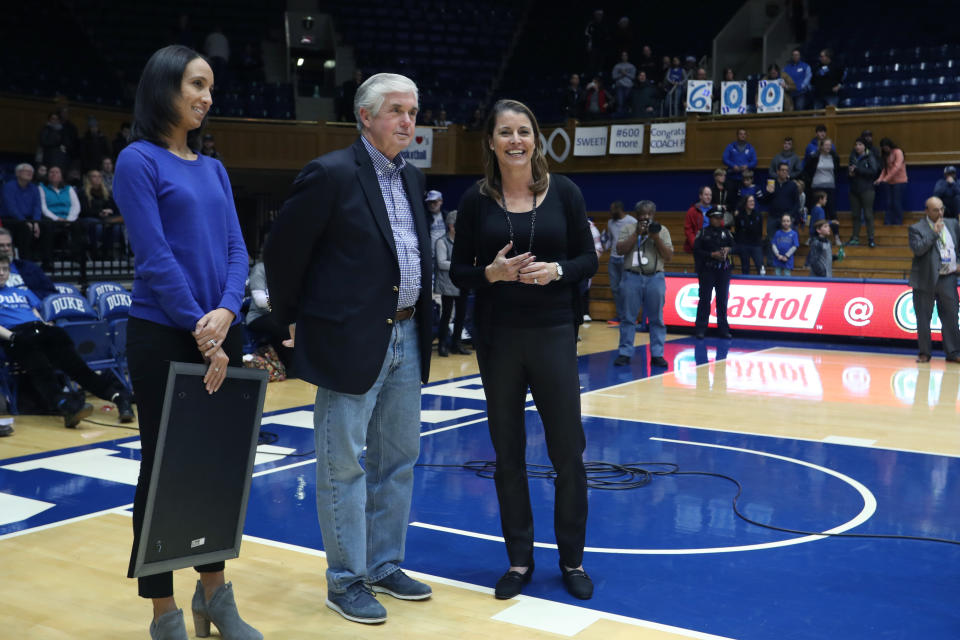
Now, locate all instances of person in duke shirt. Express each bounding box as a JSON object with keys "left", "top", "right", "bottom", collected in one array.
[
  {"left": 265, "top": 73, "right": 434, "bottom": 624},
  {"left": 0, "top": 254, "right": 133, "bottom": 427}
]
